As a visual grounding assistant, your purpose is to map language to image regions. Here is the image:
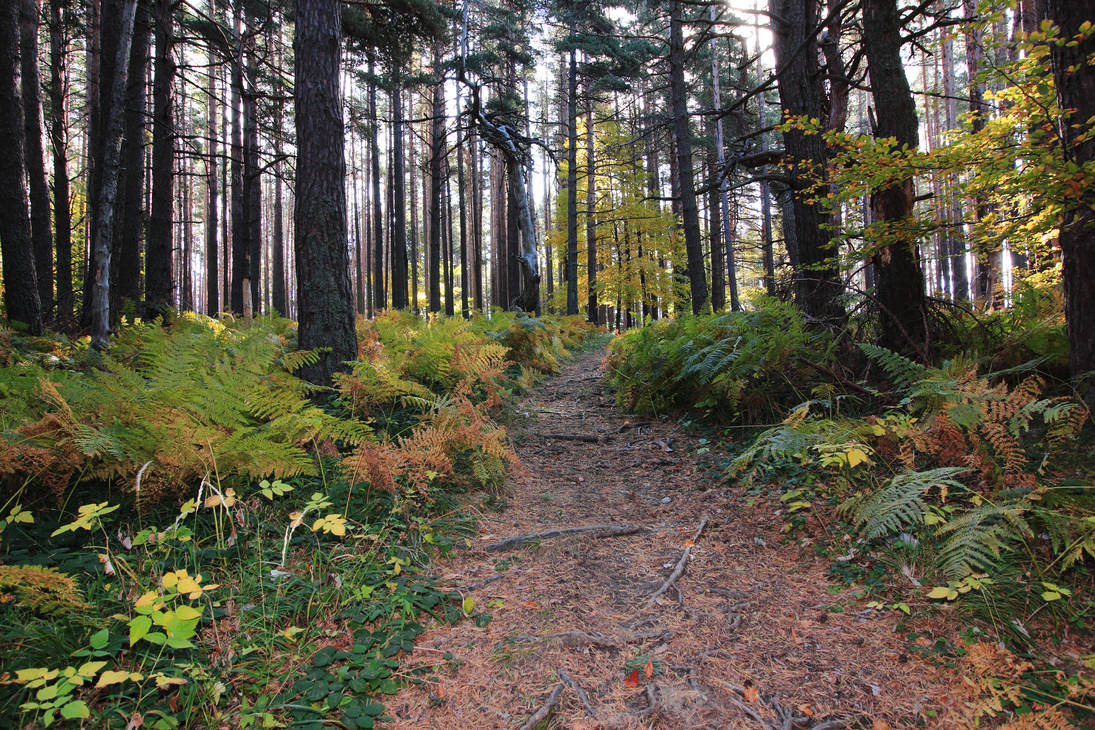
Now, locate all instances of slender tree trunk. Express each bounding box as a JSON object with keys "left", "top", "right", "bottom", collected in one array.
[
  {"left": 1, "top": 0, "right": 42, "bottom": 333},
  {"left": 243, "top": 45, "right": 261, "bottom": 314},
  {"left": 940, "top": 19, "right": 969, "bottom": 300},
  {"left": 863, "top": 0, "right": 928, "bottom": 357},
  {"left": 409, "top": 119, "right": 419, "bottom": 313},
  {"left": 294, "top": 0, "right": 354, "bottom": 385},
  {"left": 48, "top": 0, "right": 72, "bottom": 325},
  {"left": 565, "top": 46, "right": 578, "bottom": 315},
  {"left": 585, "top": 95, "right": 598, "bottom": 323},
  {"left": 390, "top": 72, "right": 409, "bottom": 309},
  {"left": 205, "top": 0, "right": 219, "bottom": 314},
  {"left": 20, "top": 0, "right": 54, "bottom": 317},
  {"left": 470, "top": 131, "right": 483, "bottom": 312},
  {"left": 428, "top": 47, "right": 444, "bottom": 313},
  {"left": 456, "top": 84, "right": 468, "bottom": 317},
  {"left": 229, "top": 4, "right": 246, "bottom": 314},
  {"left": 669, "top": 0, "right": 707, "bottom": 314},
  {"left": 271, "top": 21, "right": 286, "bottom": 316},
  {"left": 368, "top": 62, "right": 384, "bottom": 311},
  {"left": 114, "top": 0, "right": 148, "bottom": 307}
]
